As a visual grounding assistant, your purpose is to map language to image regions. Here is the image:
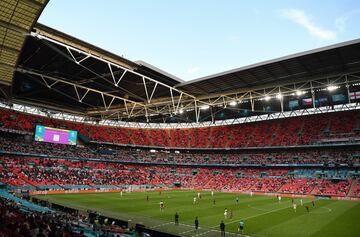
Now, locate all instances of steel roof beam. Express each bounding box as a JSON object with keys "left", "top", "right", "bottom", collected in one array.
[
  {"left": 195, "top": 69, "right": 360, "bottom": 101},
  {"left": 29, "top": 32, "right": 197, "bottom": 100},
  {"left": 0, "top": 19, "right": 28, "bottom": 33},
  {"left": 21, "top": 0, "right": 44, "bottom": 8},
  {"left": 15, "top": 67, "right": 146, "bottom": 113}
]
